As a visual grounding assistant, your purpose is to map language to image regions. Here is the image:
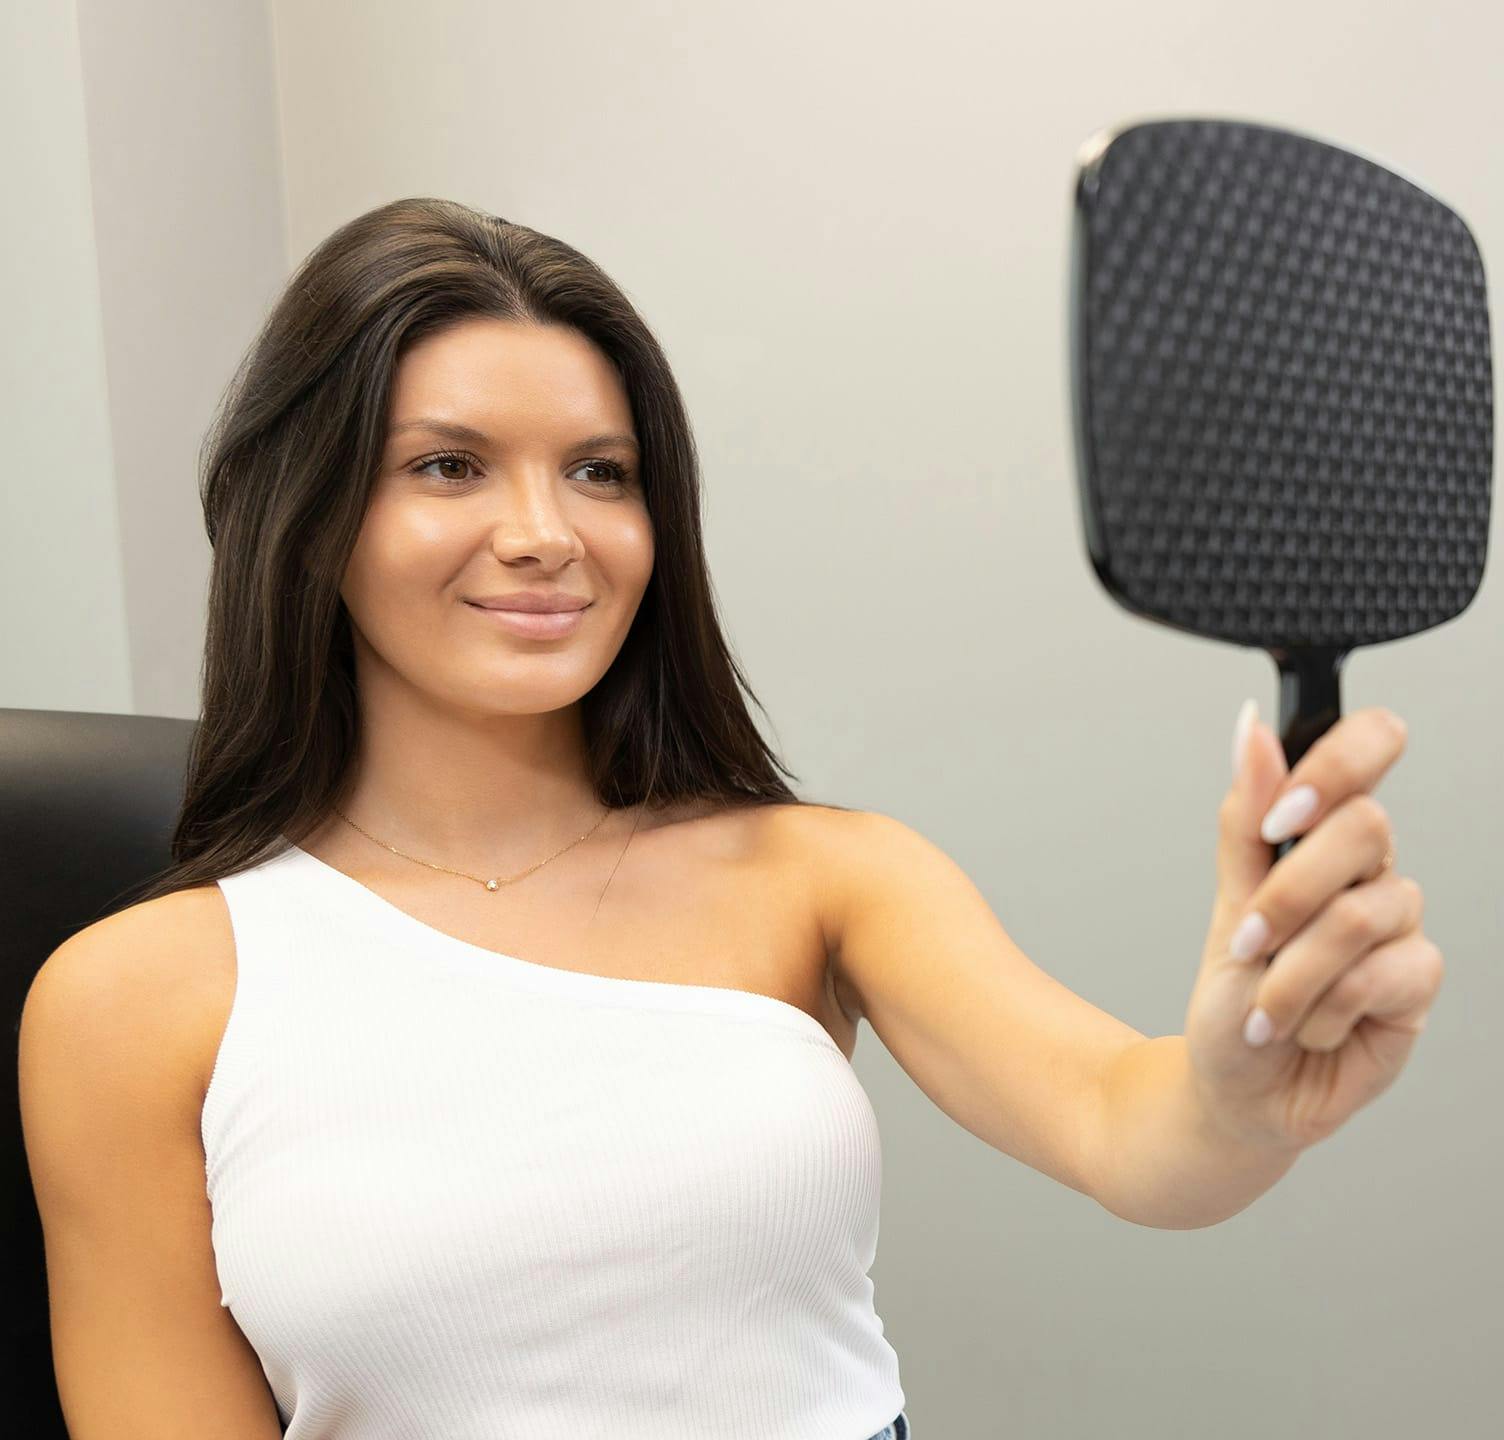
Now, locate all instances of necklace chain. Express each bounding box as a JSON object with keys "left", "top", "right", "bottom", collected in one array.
[{"left": 331, "top": 803, "right": 616, "bottom": 892}]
